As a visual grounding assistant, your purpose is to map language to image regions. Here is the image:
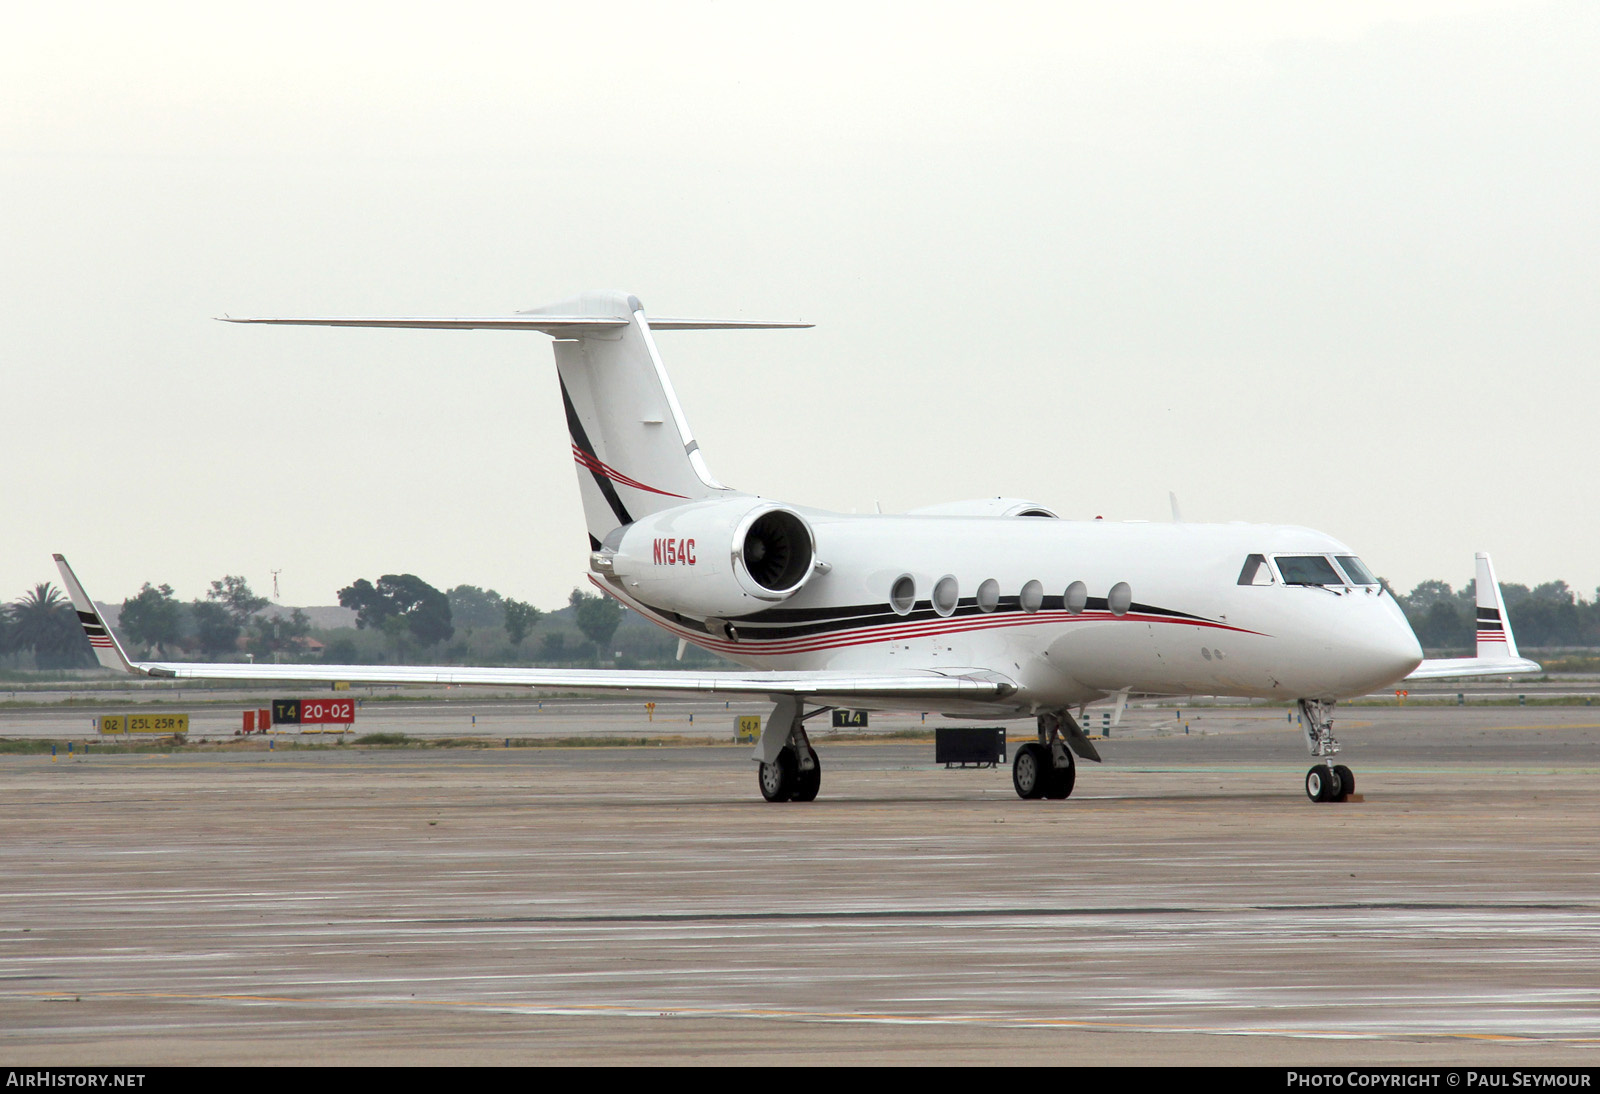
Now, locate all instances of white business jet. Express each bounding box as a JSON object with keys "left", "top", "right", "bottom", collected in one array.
[{"left": 56, "top": 290, "right": 1539, "bottom": 803}]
